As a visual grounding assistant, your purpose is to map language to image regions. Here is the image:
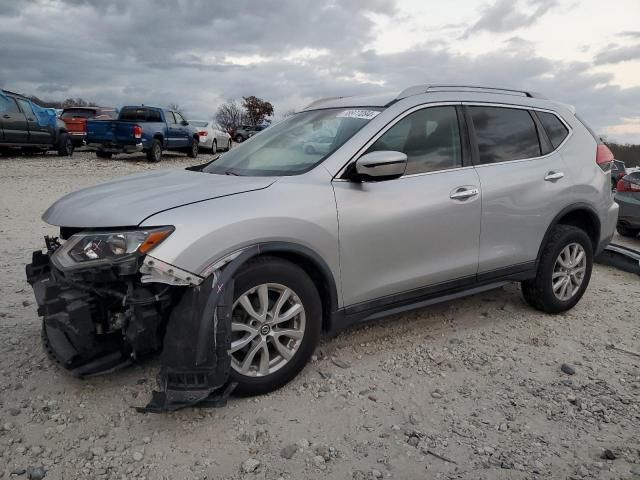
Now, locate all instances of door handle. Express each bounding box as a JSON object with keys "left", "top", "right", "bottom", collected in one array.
[
  {"left": 450, "top": 187, "right": 480, "bottom": 200},
  {"left": 544, "top": 171, "right": 564, "bottom": 182},
  {"left": 2, "top": 114, "right": 10, "bottom": 119}
]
